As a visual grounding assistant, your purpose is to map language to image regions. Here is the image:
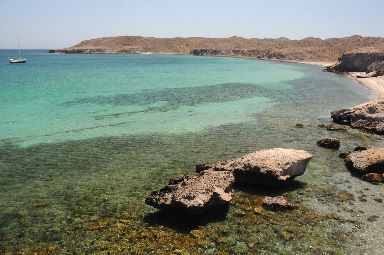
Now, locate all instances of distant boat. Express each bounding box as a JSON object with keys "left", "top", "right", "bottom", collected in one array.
[{"left": 9, "top": 41, "right": 27, "bottom": 64}]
